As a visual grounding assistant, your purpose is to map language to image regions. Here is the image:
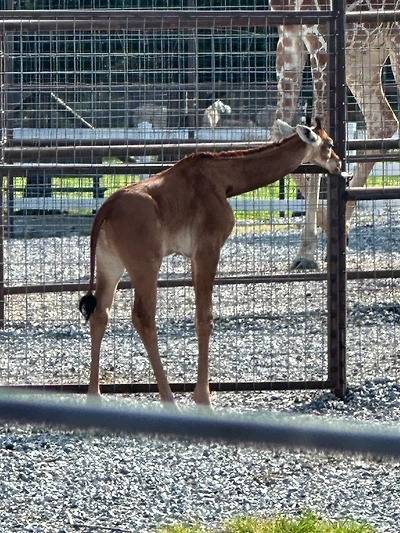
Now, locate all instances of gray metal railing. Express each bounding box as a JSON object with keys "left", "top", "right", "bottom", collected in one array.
[{"left": 1, "top": 391, "right": 400, "bottom": 459}]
